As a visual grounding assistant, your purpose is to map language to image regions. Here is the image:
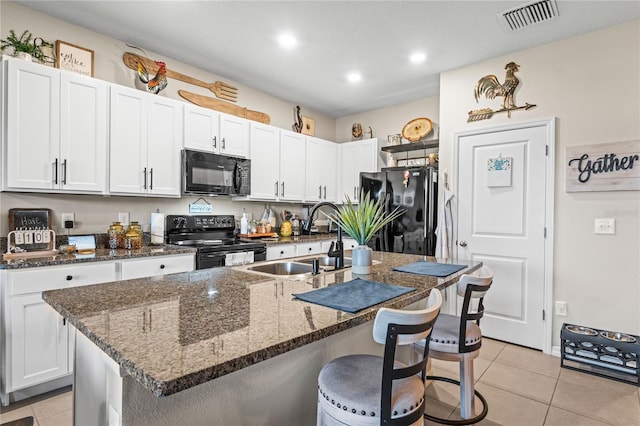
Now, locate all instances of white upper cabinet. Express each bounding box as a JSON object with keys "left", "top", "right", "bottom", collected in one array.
[
  {"left": 338, "top": 138, "right": 385, "bottom": 202},
  {"left": 305, "top": 136, "right": 338, "bottom": 203},
  {"left": 183, "top": 104, "right": 249, "bottom": 158},
  {"left": 109, "top": 85, "right": 182, "bottom": 196},
  {"left": 249, "top": 126, "right": 306, "bottom": 202},
  {"left": 183, "top": 104, "right": 220, "bottom": 152},
  {"left": 3, "top": 58, "right": 107, "bottom": 193},
  {"left": 278, "top": 130, "right": 306, "bottom": 201}
]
